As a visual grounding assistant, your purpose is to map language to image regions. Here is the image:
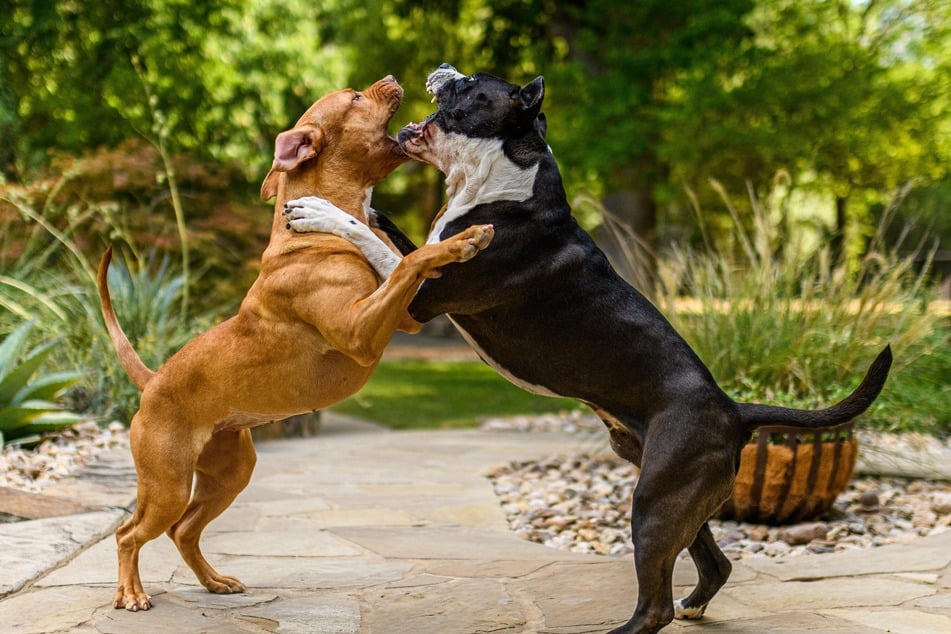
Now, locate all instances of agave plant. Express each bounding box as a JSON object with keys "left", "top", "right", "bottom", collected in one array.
[{"left": 0, "top": 321, "right": 84, "bottom": 446}]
